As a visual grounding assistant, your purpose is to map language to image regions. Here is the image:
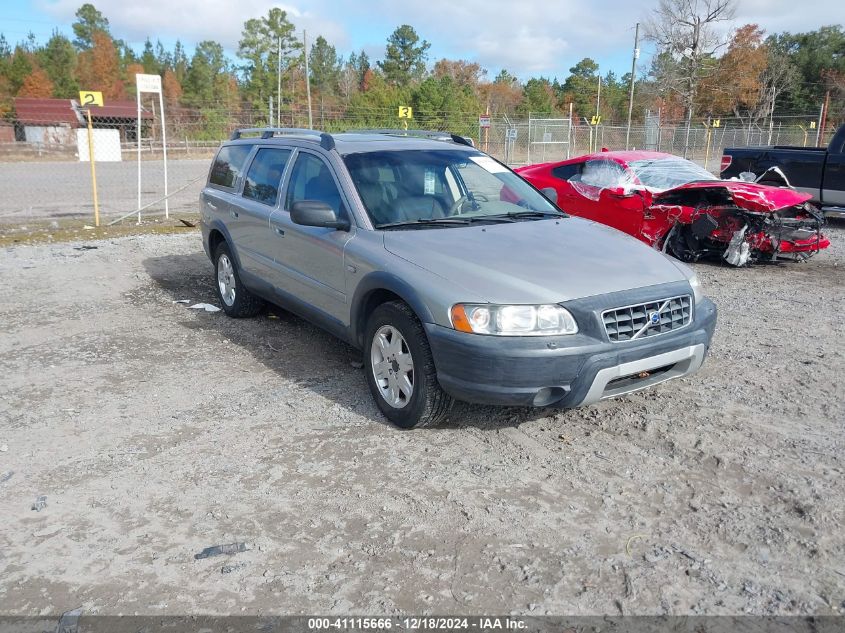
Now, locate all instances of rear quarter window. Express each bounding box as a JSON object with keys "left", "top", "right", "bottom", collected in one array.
[
  {"left": 209, "top": 145, "right": 252, "bottom": 189},
  {"left": 551, "top": 163, "right": 581, "bottom": 181}
]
